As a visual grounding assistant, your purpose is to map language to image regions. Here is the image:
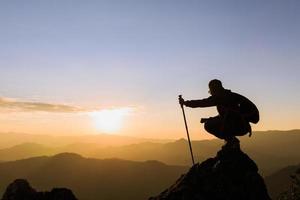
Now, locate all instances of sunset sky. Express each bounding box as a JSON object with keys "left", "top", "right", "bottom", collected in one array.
[{"left": 0, "top": 0, "right": 299, "bottom": 139}]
